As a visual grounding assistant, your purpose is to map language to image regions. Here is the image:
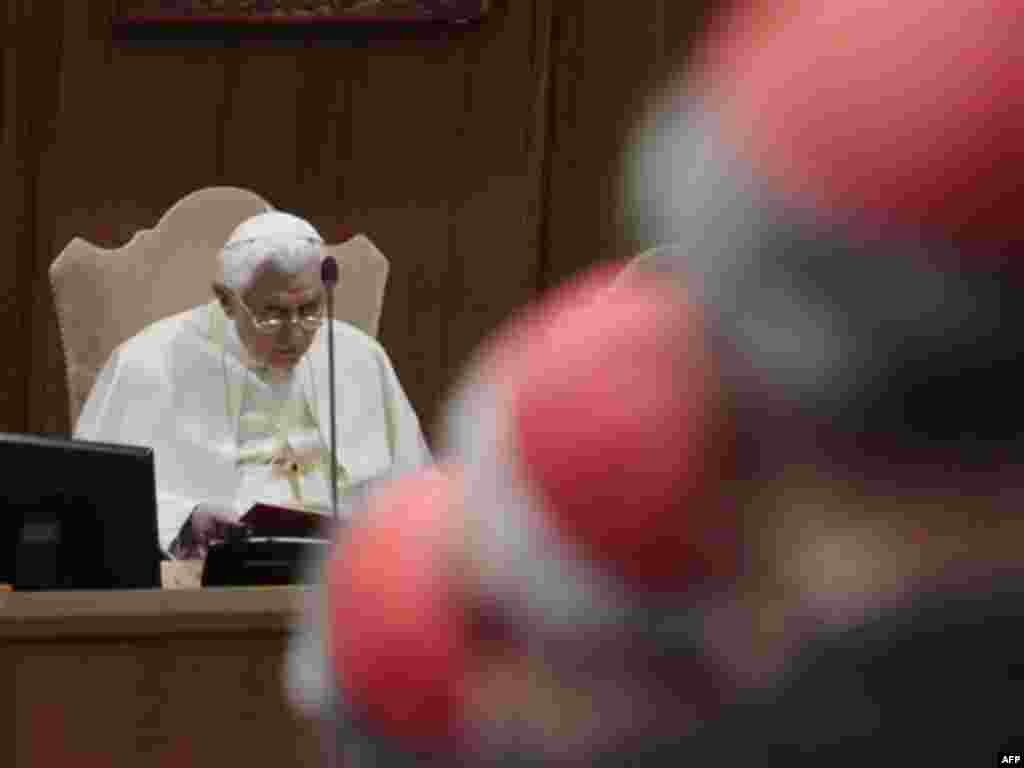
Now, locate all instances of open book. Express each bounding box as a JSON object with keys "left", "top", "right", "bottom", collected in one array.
[{"left": 239, "top": 502, "right": 339, "bottom": 540}]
